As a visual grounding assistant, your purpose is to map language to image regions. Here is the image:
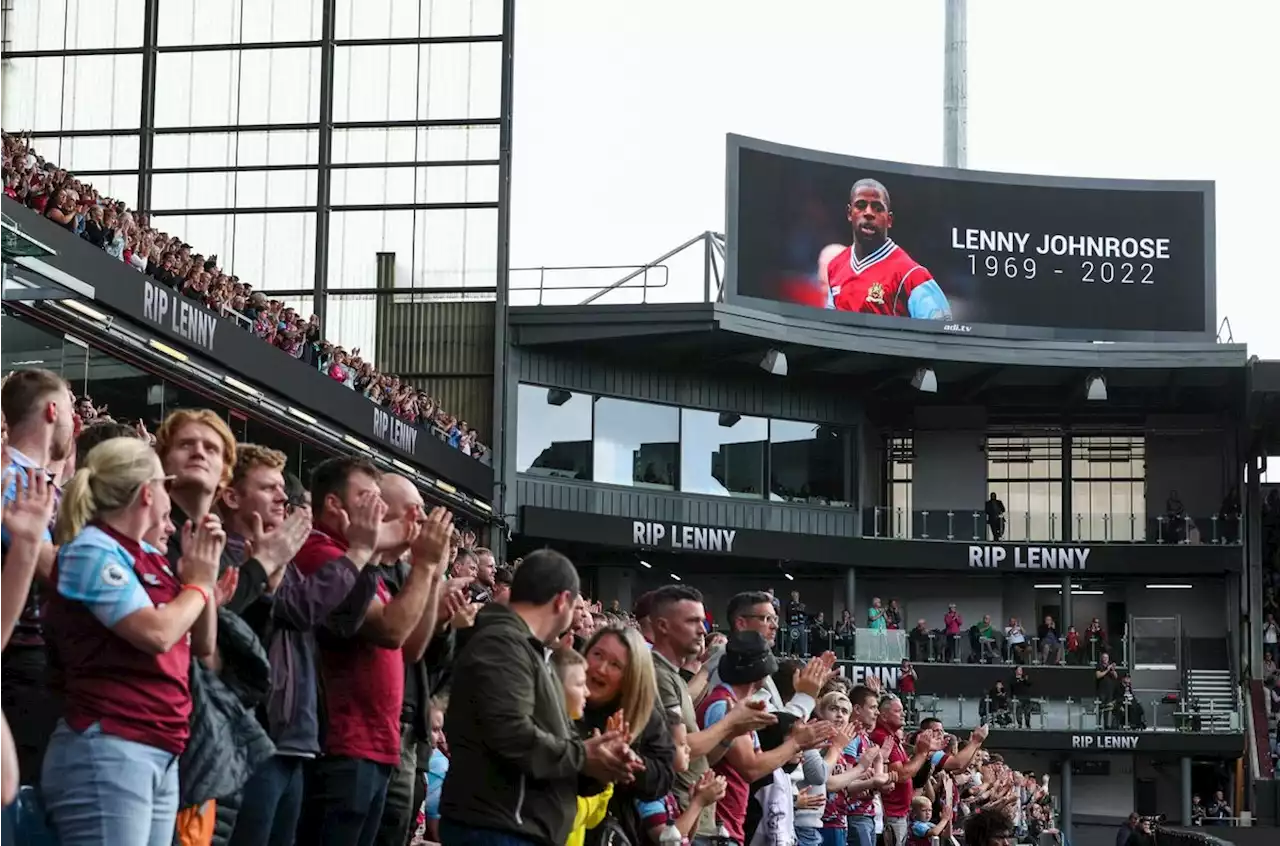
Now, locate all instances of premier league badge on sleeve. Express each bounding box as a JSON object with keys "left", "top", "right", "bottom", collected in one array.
[{"left": 102, "top": 562, "right": 129, "bottom": 587}]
